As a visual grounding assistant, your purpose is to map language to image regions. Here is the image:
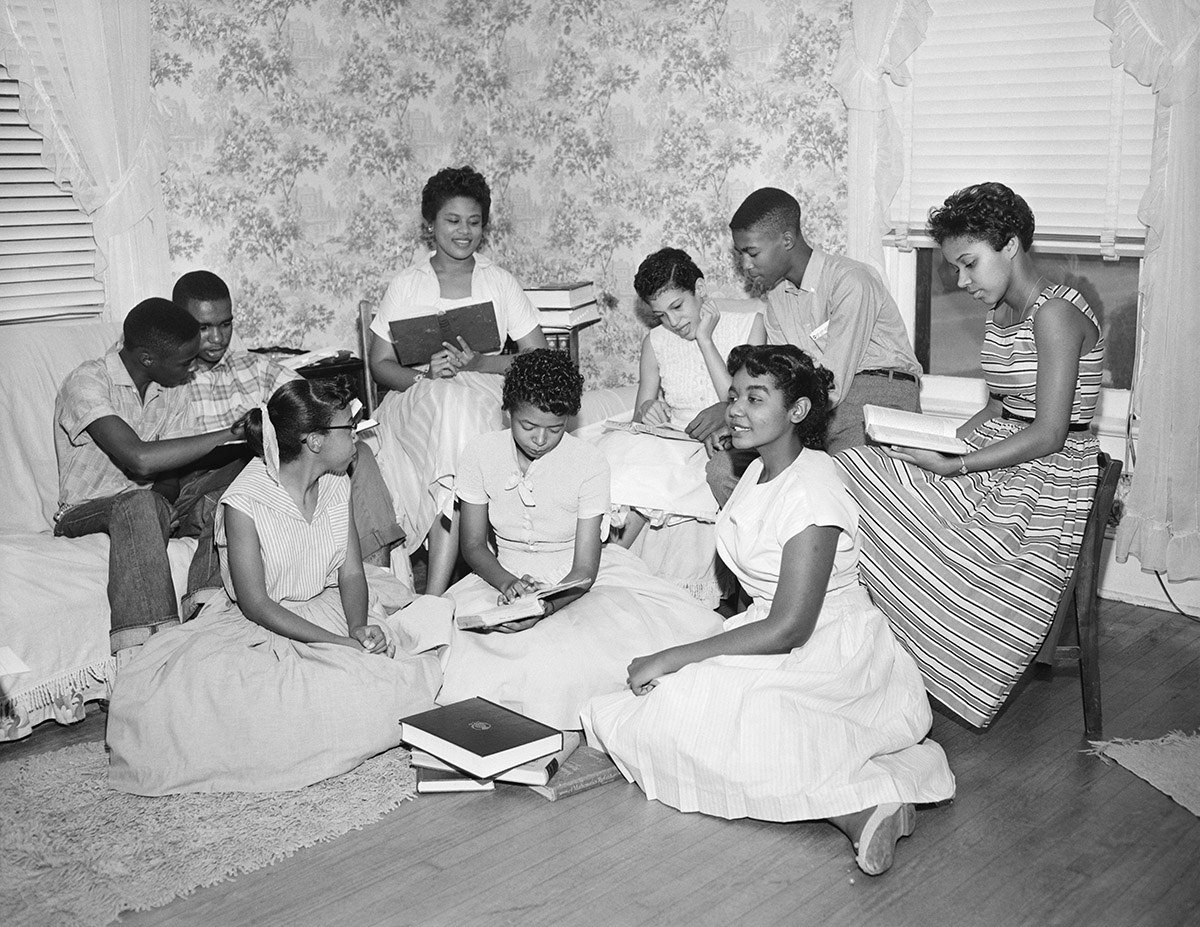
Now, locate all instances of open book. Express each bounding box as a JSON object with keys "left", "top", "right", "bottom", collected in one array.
[
  {"left": 388, "top": 300, "right": 501, "bottom": 367},
  {"left": 455, "top": 578, "right": 590, "bottom": 630},
  {"left": 863, "top": 405, "right": 969, "bottom": 455},
  {"left": 602, "top": 419, "right": 699, "bottom": 443}
]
